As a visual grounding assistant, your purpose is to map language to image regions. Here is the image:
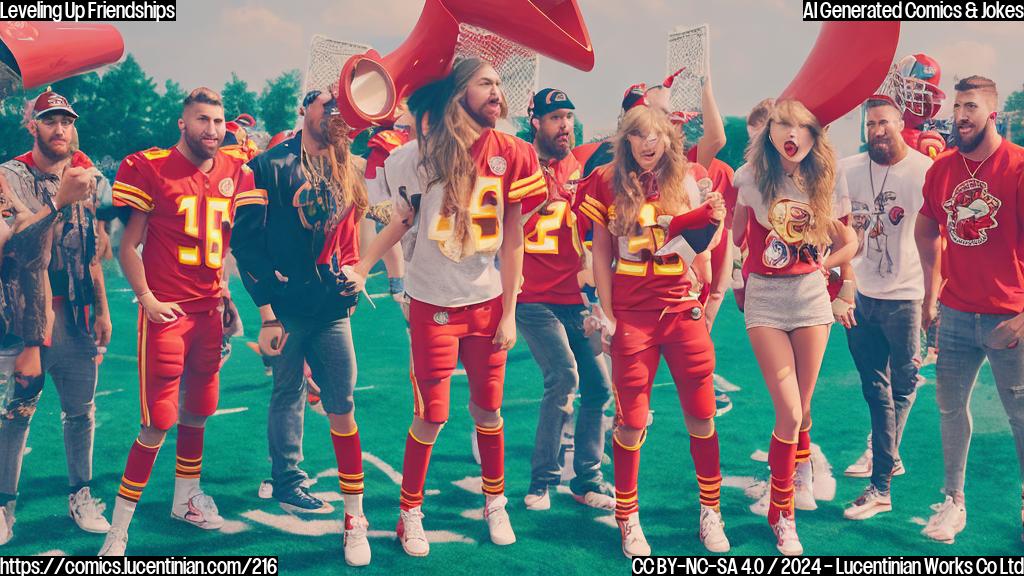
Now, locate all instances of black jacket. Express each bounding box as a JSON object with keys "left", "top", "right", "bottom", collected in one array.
[{"left": 230, "top": 132, "right": 357, "bottom": 322}]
